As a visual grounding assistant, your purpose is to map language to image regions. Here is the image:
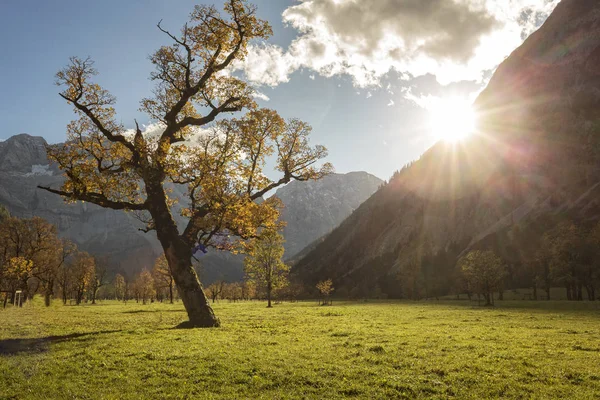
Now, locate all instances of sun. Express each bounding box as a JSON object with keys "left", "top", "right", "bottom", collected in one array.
[{"left": 429, "top": 97, "right": 476, "bottom": 143}]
